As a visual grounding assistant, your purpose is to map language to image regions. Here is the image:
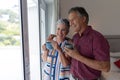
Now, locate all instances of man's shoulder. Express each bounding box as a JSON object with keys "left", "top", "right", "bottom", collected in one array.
[
  {"left": 90, "top": 29, "right": 105, "bottom": 39},
  {"left": 89, "top": 29, "right": 109, "bottom": 45}
]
